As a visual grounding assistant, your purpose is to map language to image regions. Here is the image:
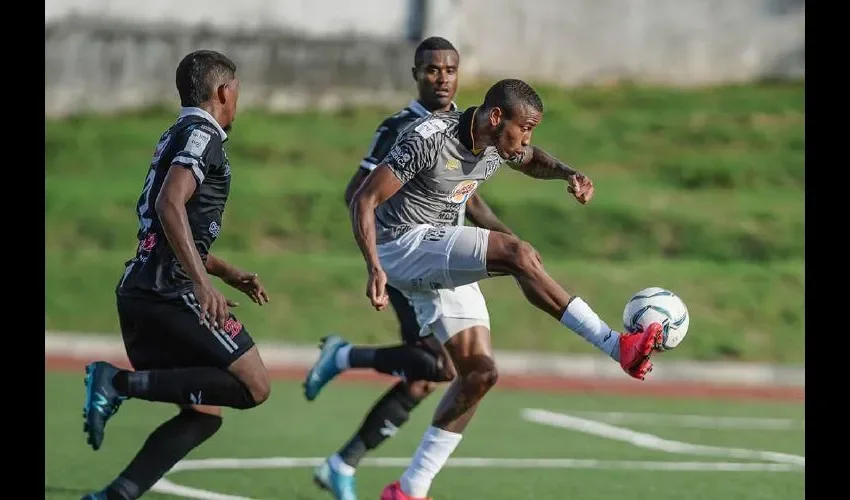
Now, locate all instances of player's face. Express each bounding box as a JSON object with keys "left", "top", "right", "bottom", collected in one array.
[
  {"left": 414, "top": 50, "right": 459, "bottom": 111},
  {"left": 220, "top": 77, "right": 241, "bottom": 132},
  {"left": 490, "top": 104, "right": 542, "bottom": 160}
]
